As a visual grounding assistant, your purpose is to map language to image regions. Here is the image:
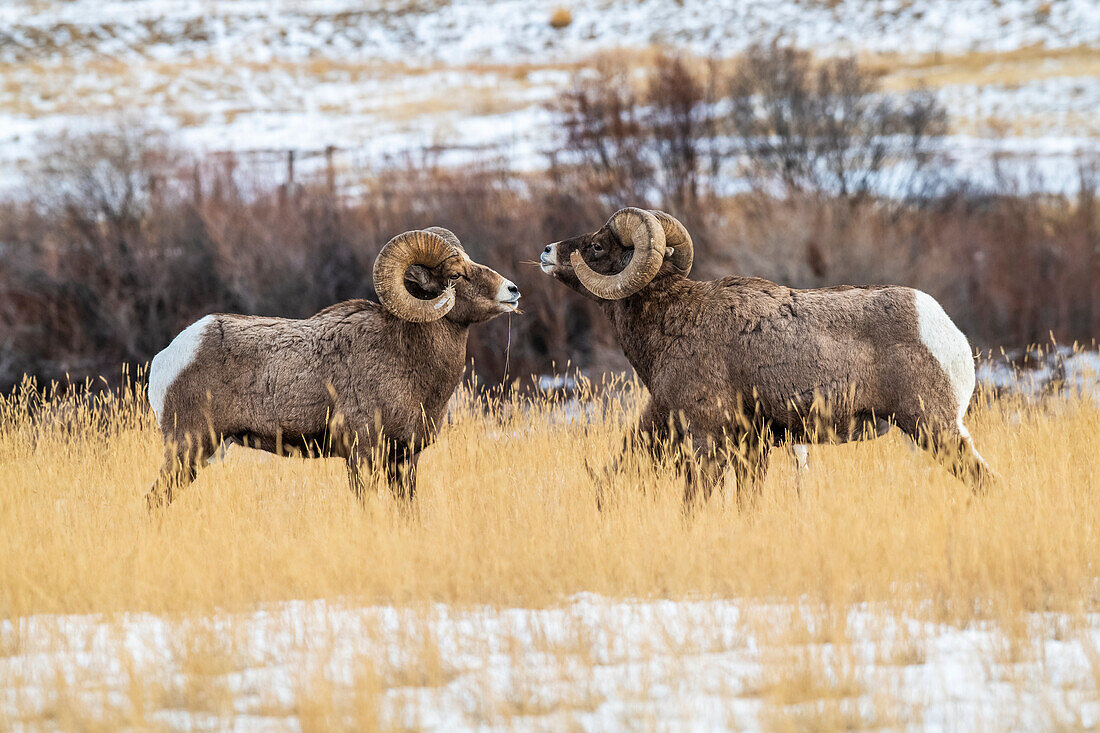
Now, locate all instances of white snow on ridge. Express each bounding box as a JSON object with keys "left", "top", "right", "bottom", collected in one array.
[
  {"left": 4, "top": 0, "right": 1100, "bottom": 65},
  {"left": 939, "top": 76, "right": 1100, "bottom": 137},
  {"left": 3, "top": 595, "right": 1100, "bottom": 730},
  {"left": 1, "top": 0, "right": 1098, "bottom": 199}
]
